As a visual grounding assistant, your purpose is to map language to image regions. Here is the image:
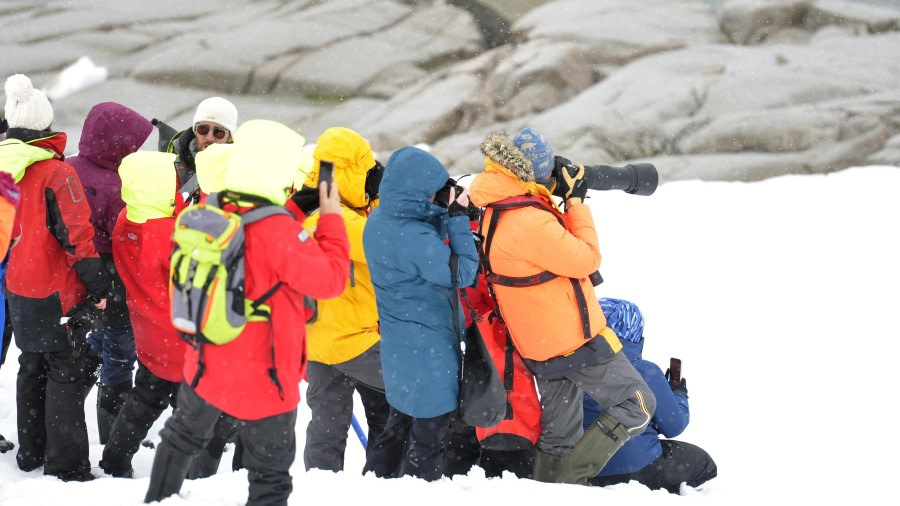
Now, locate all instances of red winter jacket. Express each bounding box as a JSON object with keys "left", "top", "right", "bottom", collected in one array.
[
  {"left": 112, "top": 210, "right": 185, "bottom": 382},
  {"left": 183, "top": 208, "right": 350, "bottom": 420},
  {"left": 4, "top": 130, "right": 108, "bottom": 352}
]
